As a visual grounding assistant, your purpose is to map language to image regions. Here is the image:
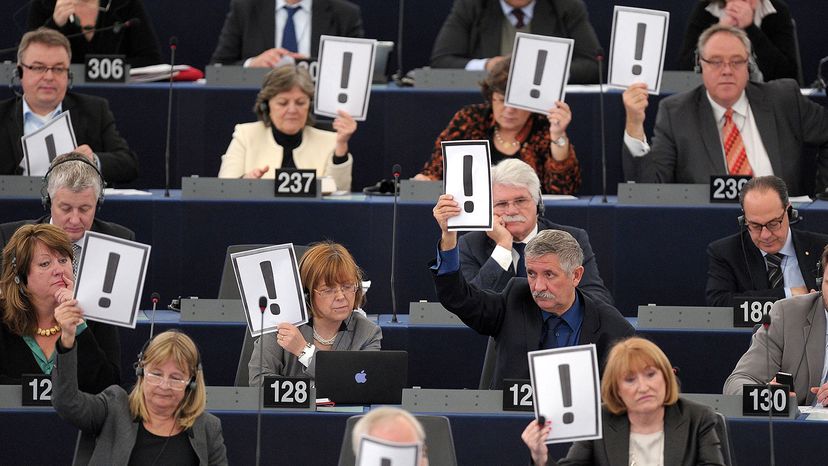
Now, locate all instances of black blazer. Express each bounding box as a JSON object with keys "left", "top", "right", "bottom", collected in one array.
[
  {"left": 459, "top": 216, "right": 612, "bottom": 304},
  {"left": 0, "top": 215, "right": 135, "bottom": 251},
  {"left": 621, "top": 79, "right": 828, "bottom": 196},
  {"left": 28, "top": 0, "right": 162, "bottom": 68},
  {"left": 677, "top": 0, "right": 798, "bottom": 82},
  {"left": 209, "top": 0, "right": 364, "bottom": 65},
  {"left": 552, "top": 398, "right": 725, "bottom": 466},
  {"left": 0, "top": 93, "right": 138, "bottom": 184},
  {"left": 433, "top": 269, "right": 634, "bottom": 389},
  {"left": 429, "top": 0, "right": 600, "bottom": 84},
  {"left": 706, "top": 228, "right": 828, "bottom": 307}
]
